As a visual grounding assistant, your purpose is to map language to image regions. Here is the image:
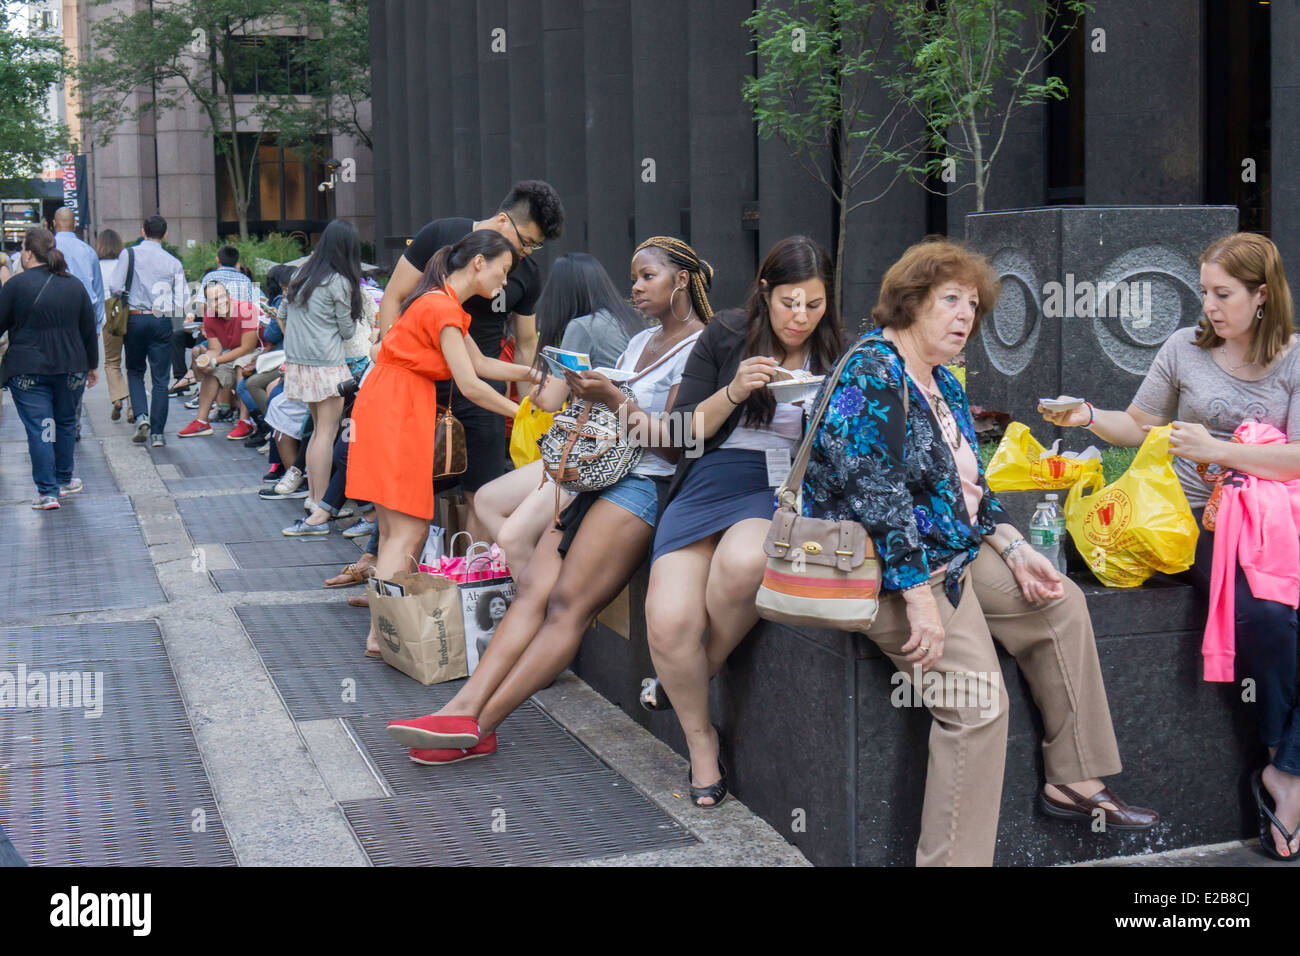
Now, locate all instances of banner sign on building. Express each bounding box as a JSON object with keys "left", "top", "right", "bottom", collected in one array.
[{"left": 62, "top": 154, "right": 77, "bottom": 225}]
